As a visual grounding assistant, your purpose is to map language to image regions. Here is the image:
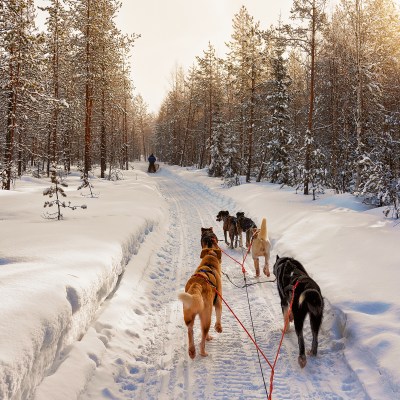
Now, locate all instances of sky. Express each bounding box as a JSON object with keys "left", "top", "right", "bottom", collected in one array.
[
  {"left": 116, "top": 0, "right": 294, "bottom": 113},
  {"left": 1, "top": 162, "right": 399, "bottom": 399},
  {"left": 35, "top": 0, "right": 342, "bottom": 114}
]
